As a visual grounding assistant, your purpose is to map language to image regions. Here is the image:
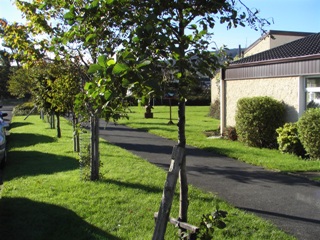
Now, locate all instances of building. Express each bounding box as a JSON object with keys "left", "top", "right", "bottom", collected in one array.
[{"left": 219, "top": 31, "right": 320, "bottom": 133}]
